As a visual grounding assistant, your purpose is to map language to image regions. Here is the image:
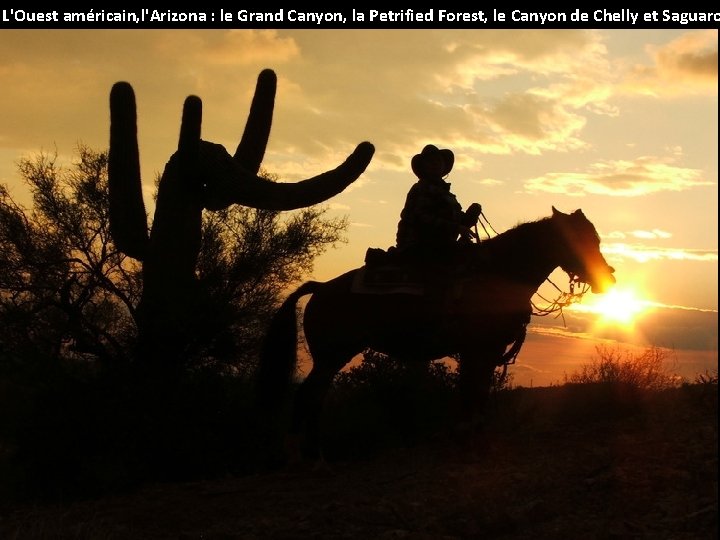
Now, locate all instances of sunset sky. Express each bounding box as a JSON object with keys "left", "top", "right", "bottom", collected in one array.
[{"left": 0, "top": 29, "right": 716, "bottom": 385}]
